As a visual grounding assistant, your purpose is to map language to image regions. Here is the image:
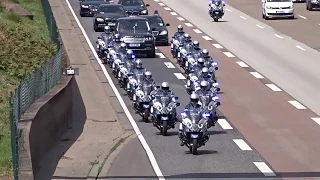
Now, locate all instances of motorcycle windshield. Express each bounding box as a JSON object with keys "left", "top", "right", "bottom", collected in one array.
[
  {"left": 199, "top": 95, "right": 210, "bottom": 108},
  {"left": 160, "top": 96, "right": 170, "bottom": 108},
  {"left": 178, "top": 36, "right": 185, "bottom": 43},
  {"left": 114, "top": 45, "right": 120, "bottom": 52},
  {"left": 185, "top": 45, "right": 193, "bottom": 53},
  {"left": 192, "top": 53, "right": 201, "bottom": 59},
  {"left": 186, "top": 110, "right": 201, "bottom": 124},
  {"left": 142, "top": 84, "right": 152, "bottom": 95},
  {"left": 125, "top": 62, "right": 135, "bottom": 73},
  {"left": 135, "top": 73, "right": 144, "bottom": 83}
]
